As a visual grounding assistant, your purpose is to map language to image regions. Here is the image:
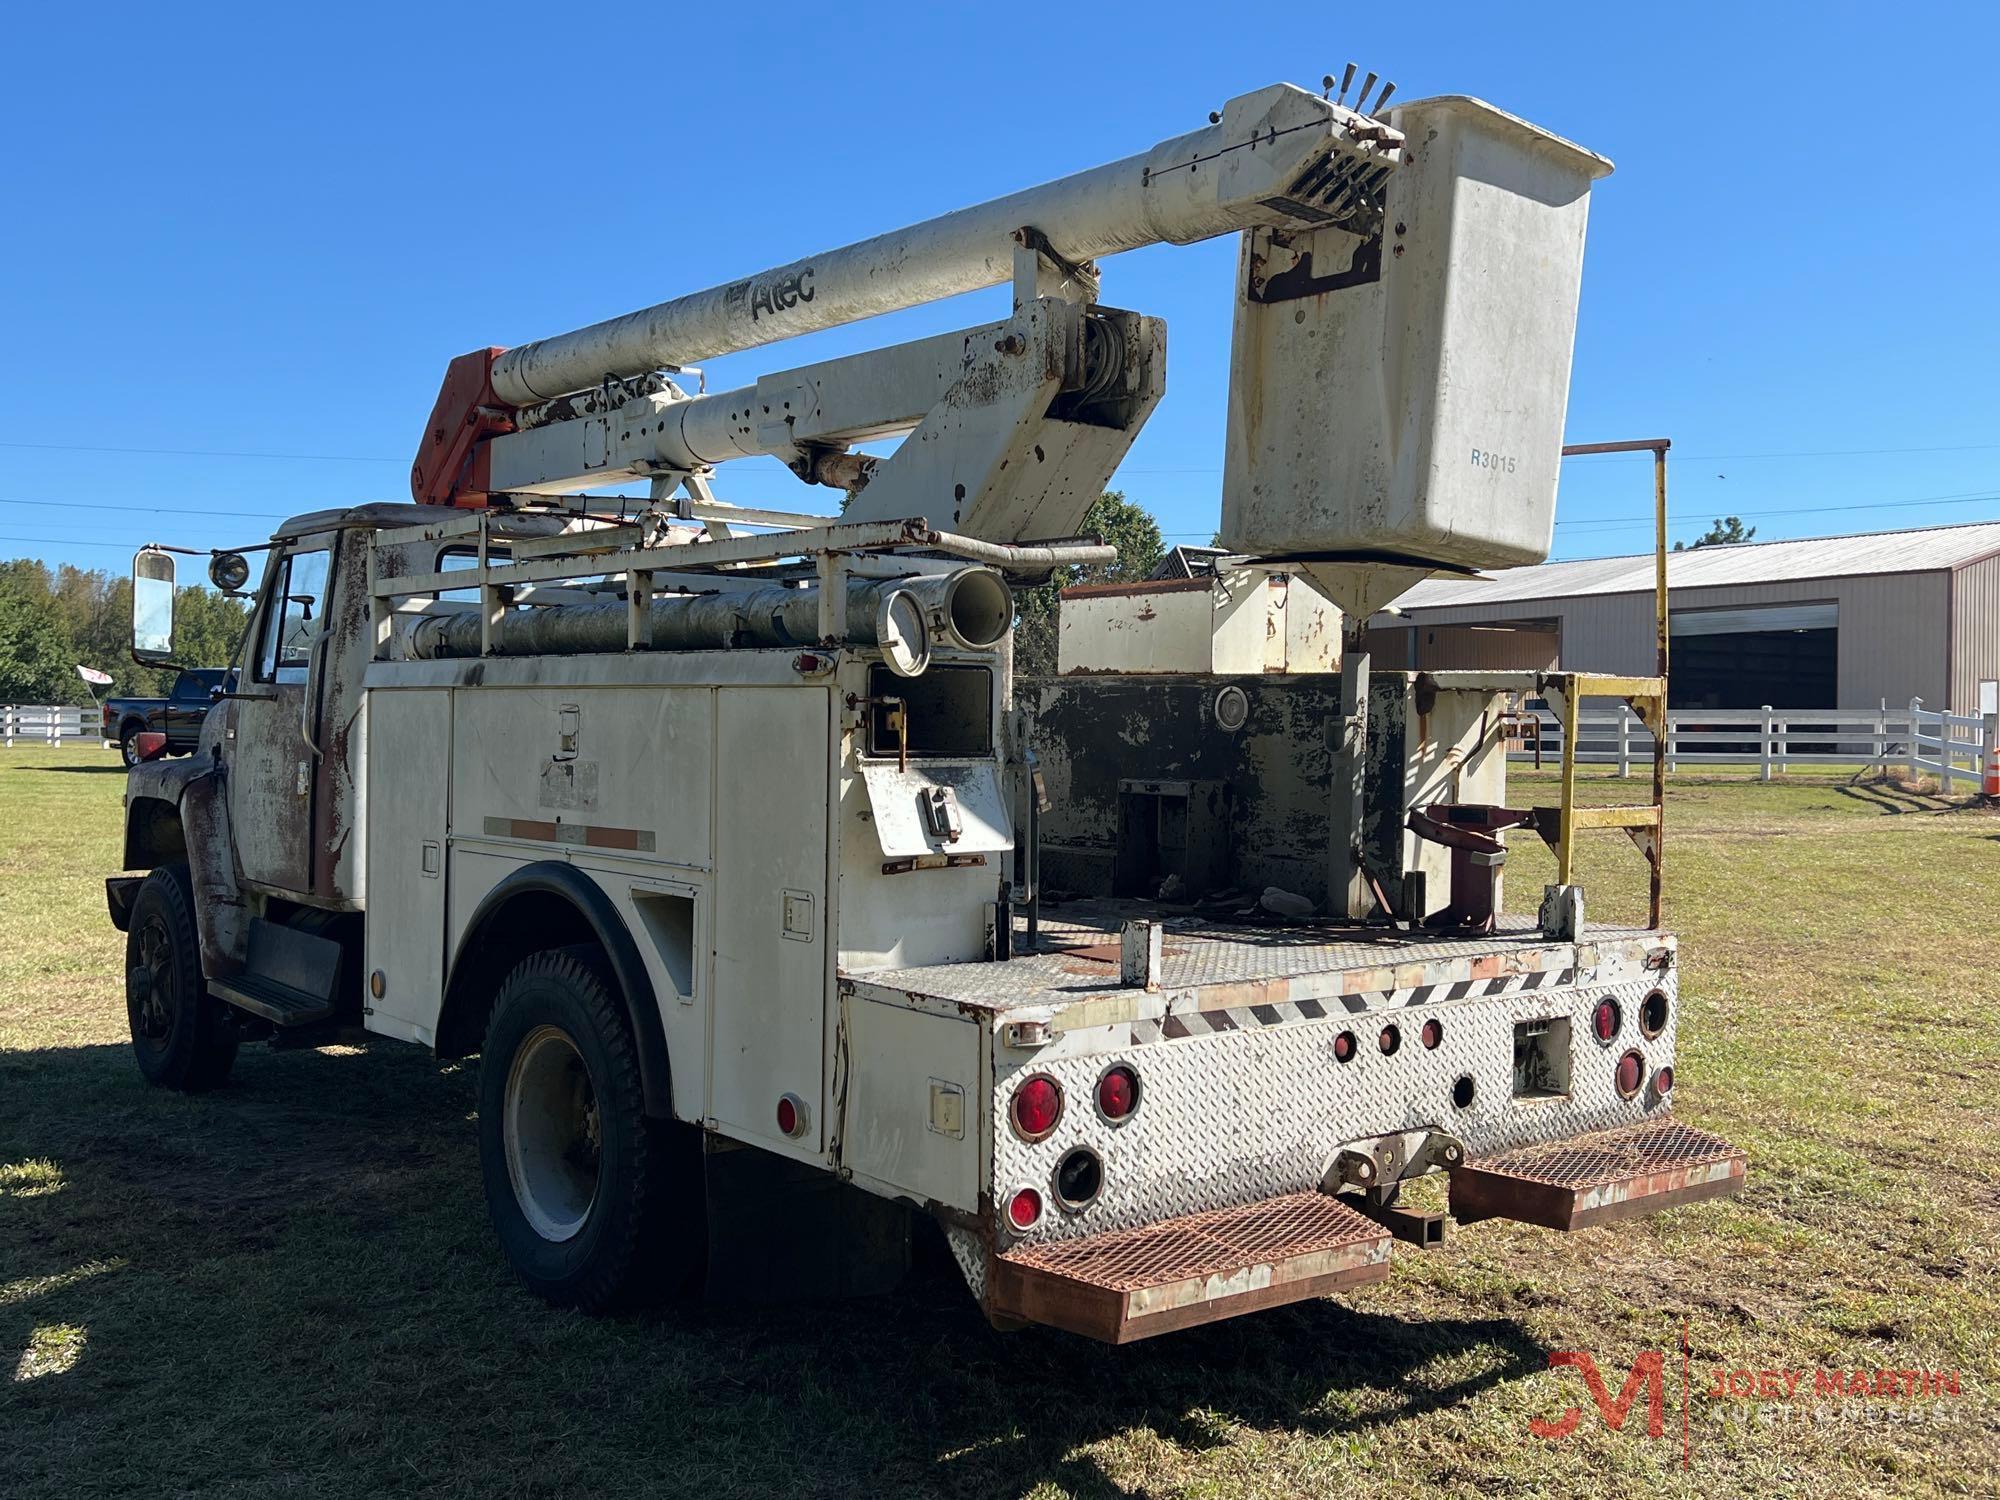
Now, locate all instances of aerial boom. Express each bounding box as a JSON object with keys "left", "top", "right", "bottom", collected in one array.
[
  {"left": 488, "top": 82, "right": 1394, "bottom": 406},
  {"left": 412, "top": 80, "right": 1405, "bottom": 509}
]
